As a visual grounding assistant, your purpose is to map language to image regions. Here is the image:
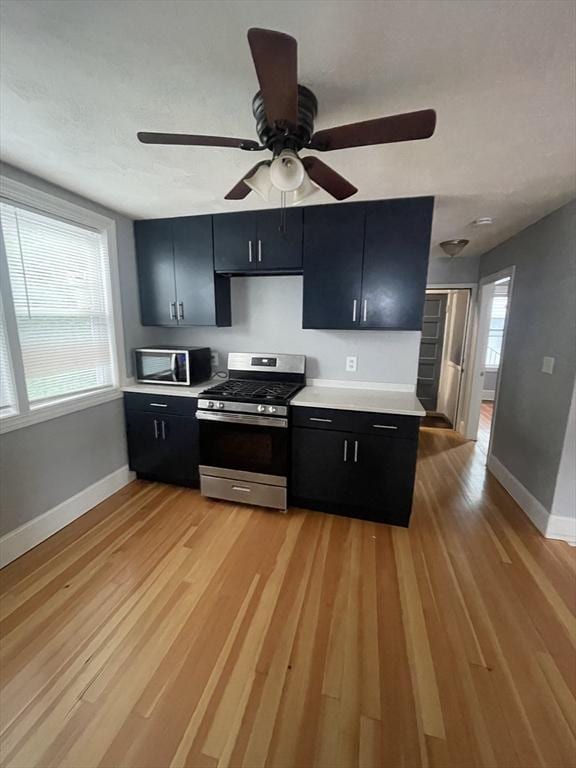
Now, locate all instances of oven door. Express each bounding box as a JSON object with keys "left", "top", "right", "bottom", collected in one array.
[{"left": 197, "top": 411, "right": 288, "bottom": 479}]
